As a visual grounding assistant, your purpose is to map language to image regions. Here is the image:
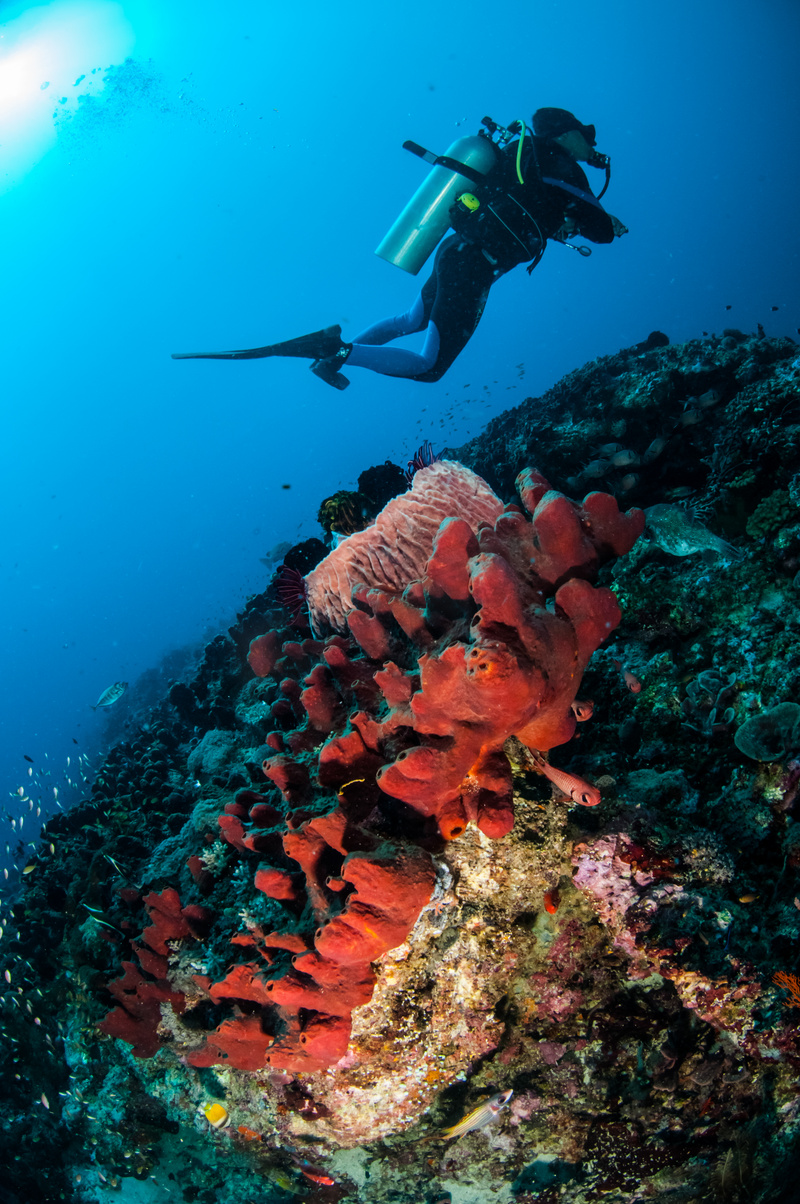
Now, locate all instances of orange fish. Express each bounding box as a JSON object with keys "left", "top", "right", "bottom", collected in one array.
[
  {"left": 237, "top": 1125, "right": 262, "bottom": 1142},
  {"left": 543, "top": 889, "right": 560, "bottom": 914},
  {"left": 298, "top": 1167, "right": 336, "bottom": 1186},
  {"left": 571, "top": 699, "right": 594, "bottom": 721}
]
